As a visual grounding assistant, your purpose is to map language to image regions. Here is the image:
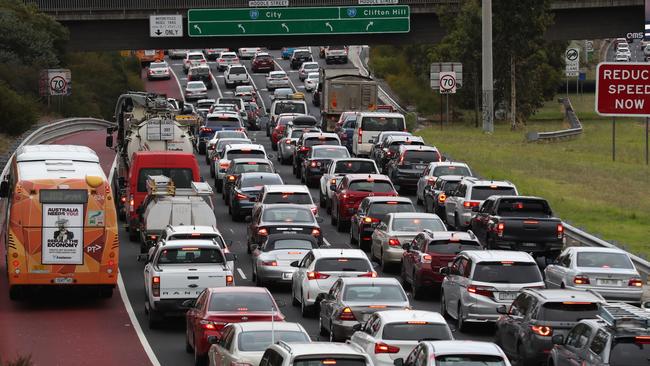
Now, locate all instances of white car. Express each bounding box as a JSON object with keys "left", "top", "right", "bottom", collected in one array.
[
  {"left": 291, "top": 248, "right": 376, "bottom": 317},
  {"left": 298, "top": 61, "right": 320, "bottom": 81},
  {"left": 224, "top": 64, "right": 250, "bottom": 88},
  {"left": 183, "top": 51, "right": 207, "bottom": 73},
  {"left": 215, "top": 143, "right": 267, "bottom": 190},
  {"left": 147, "top": 61, "right": 171, "bottom": 80},
  {"left": 266, "top": 71, "right": 291, "bottom": 91},
  {"left": 207, "top": 322, "right": 310, "bottom": 366},
  {"left": 304, "top": 72, "right": 319, "bottom": 92},
  {"left": 185, "top": 81, "right": 208, "bottom": 101},
  {"left": 217, "top": 51, "right": 239, "bottom": 71},
  {"left": 155, "top": 224, "right": 234, "bottom": 271},
  {"left": 396, "top": 341, "right": 511, "bottom": 366},
  {"left": 349, "top": 310, "right": 453, "bottom": 366},
  {"left": 262, "top": 342, "right": 372, "bottom": 366},
  {"left": 416, "top": 162, "right": 473, "bottom": 205},
  {"left": 238, "top": 47, "right": 262, "bottom": 59},
  {"left": 253, "top": 184, "right": 318, "bottom": 219}
]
